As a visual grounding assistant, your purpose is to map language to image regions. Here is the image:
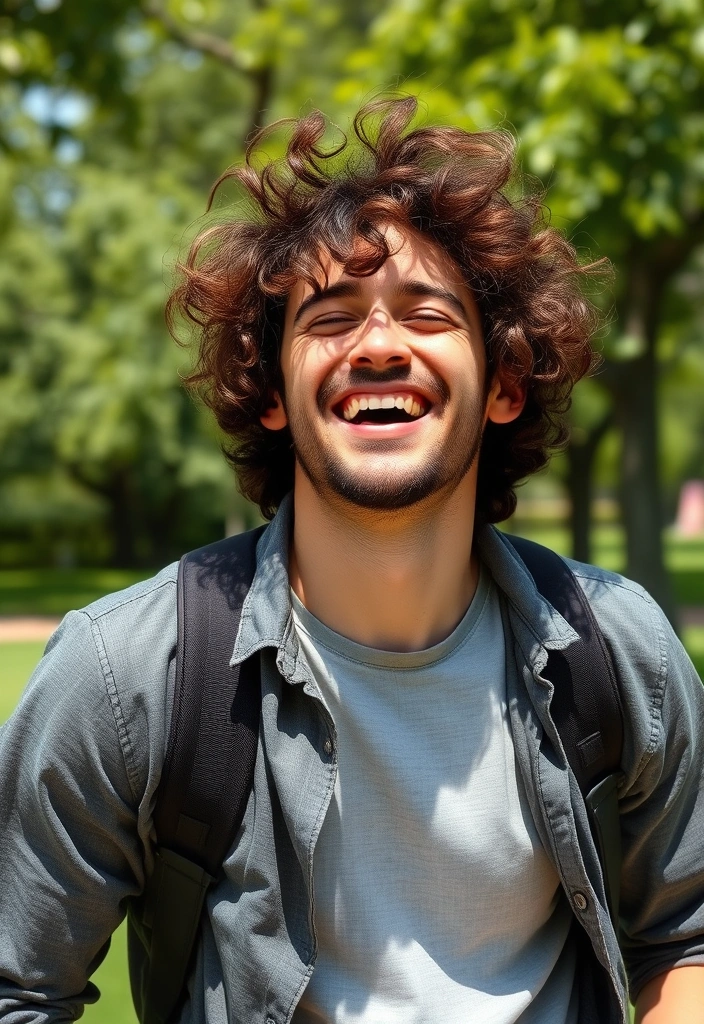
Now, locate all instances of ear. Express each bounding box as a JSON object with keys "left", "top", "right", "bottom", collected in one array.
[
  {"left": 485, "top": 376, "right": 526, "bottom": 425},
  {"left": 260, "top": 391, "right": 288, "bottom": 431}
]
